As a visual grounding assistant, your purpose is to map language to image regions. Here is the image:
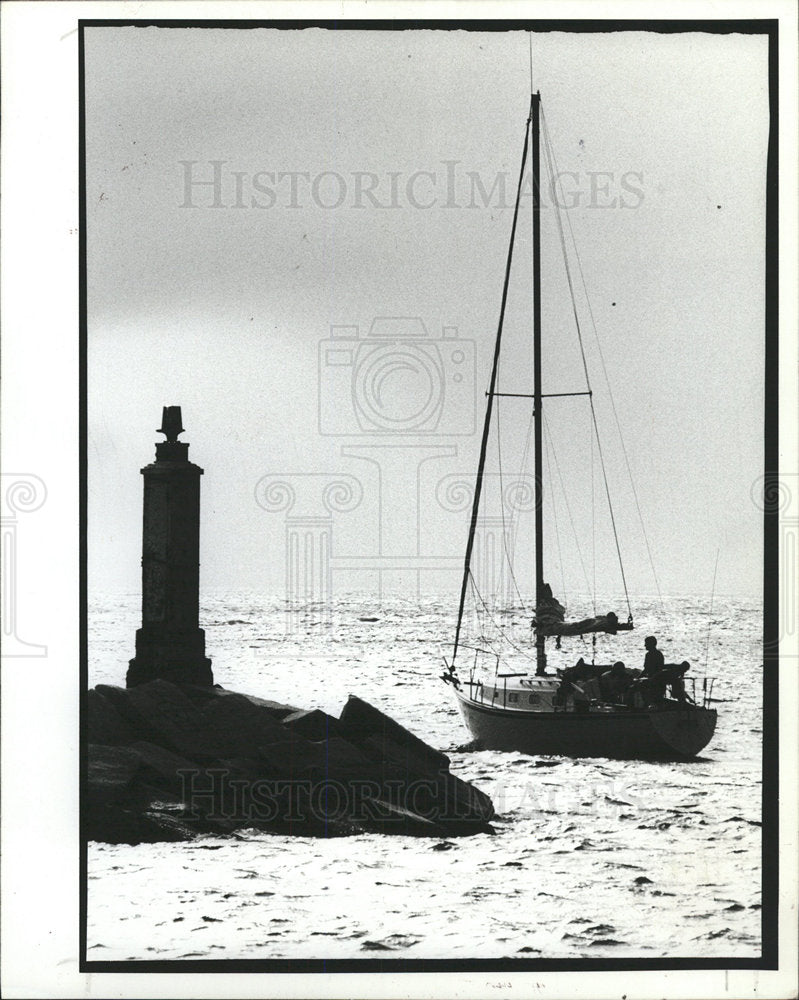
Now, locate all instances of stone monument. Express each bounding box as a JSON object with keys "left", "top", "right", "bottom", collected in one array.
[{"left": 126, "top": 406, "right": 213, "bottom": 688}]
